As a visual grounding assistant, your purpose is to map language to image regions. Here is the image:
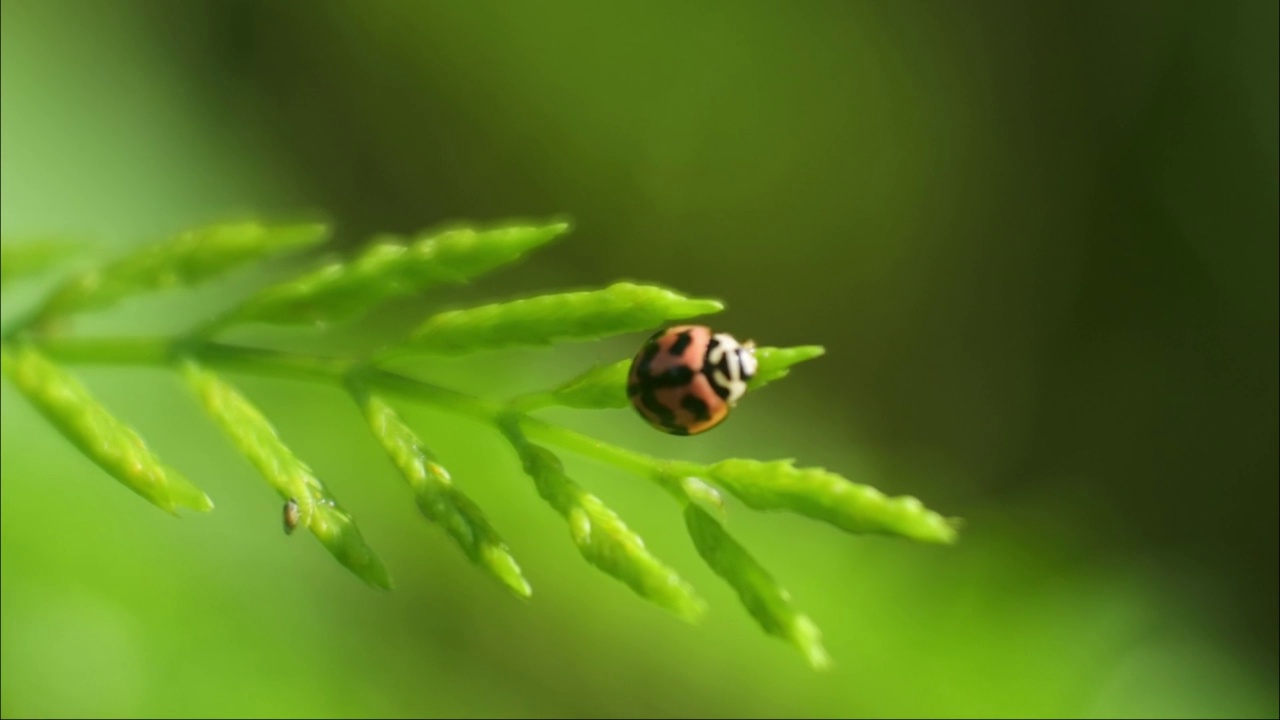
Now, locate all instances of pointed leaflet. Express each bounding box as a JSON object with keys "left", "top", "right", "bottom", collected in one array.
[
  {"left": 398, "top": 282, "right": 723, "bottom": 356},
  {"left": 532, "top": 359, "right": 631, "bottom": 410},
  {"left": 685, "top": 504, "right": 830, "bottom": 670},
  {"left": 32, "top": 221, "right": 328, "bottom": 322},
  {"left": 705, "top": 459, "right": 958, "bottom": 544},
  {"left": 748, "top": 345, "right": 826, "bottom": 390},
  {"left": 0, "top": 345, "right": 213, "bottom": 514},
  {"left": 221, "top": 221, "right": 570, "bottom": 328},
  {"left": 181, "top": 361, "right": 392, "bottom": 589},
  {"left": 353, "top": 388, "right": 530, "bottom": 597},
  {"left": 504, "top": 425, "right": 706, "bottom": 621}
]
